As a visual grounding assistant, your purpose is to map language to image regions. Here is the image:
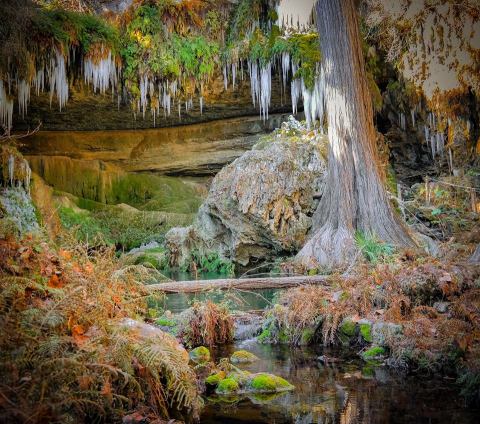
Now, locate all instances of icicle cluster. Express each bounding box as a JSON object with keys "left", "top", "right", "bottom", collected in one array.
[
  {"left": 48, "top": 48, "right": 69, "bottom": 110},
  {"left": 424, "top": 112, "right": 445, "bottom": 159},
  {"left": 0, "top": 80, "right": 14, "bottom": 133},
  {"left": 248, "top": 60, "right": 272, "bottom": 121},
  {"left": 17, "top": 80, "right": 30, "bottom": 118},
  {"left": 84, "top": 50, "right": 118, "bottom": 94}
]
